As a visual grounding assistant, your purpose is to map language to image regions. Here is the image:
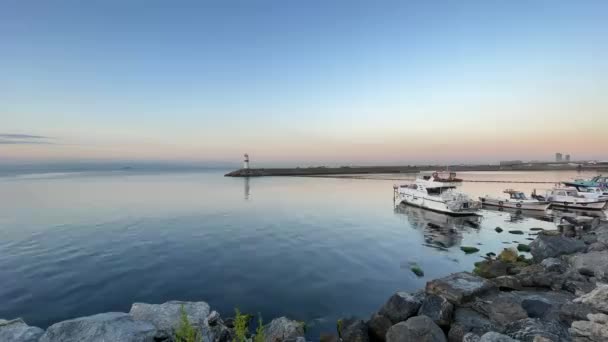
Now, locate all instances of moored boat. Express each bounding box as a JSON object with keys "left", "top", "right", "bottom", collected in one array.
[
  {"left": 479, "top": 189, "right": 550, "bottom": 211},
  {"left": 562, "top": 175, "right": 608, "bottom": 188},
  {"left": 536, "top": 188, "right": 608, "bottom": 210},
  {"left": 393, "top": 171, "right": 480, "bottom": 216}
]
